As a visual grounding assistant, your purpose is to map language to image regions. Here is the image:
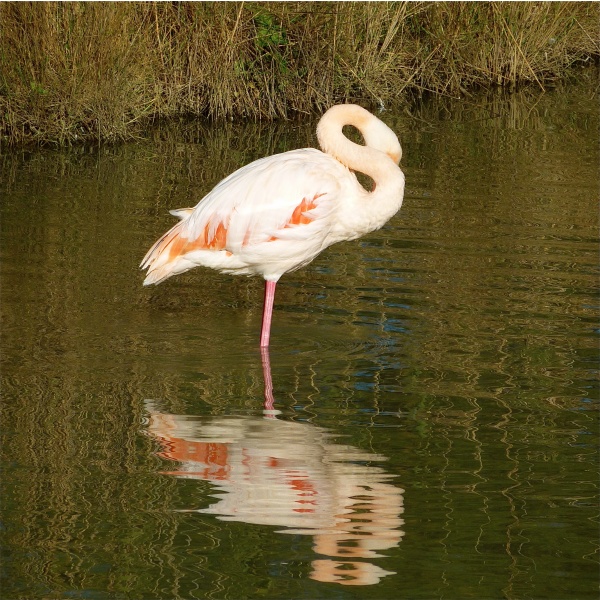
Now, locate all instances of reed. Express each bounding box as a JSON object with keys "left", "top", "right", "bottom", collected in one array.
[{"left": 0, "top": 1, "right": 597, "bottom": 146}]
